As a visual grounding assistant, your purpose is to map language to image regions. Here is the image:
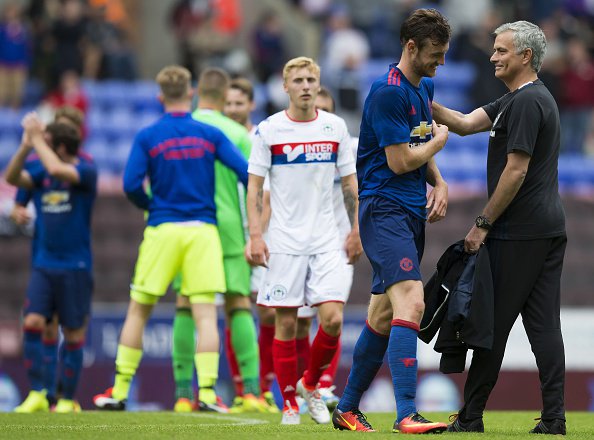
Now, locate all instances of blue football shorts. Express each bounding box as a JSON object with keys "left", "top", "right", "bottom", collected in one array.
[
  {"left": 358, "top": 195, "right": 425, "bottom": 294},
  {"left": 25, "top": 268, "right": 93, "bottom": 329}
]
